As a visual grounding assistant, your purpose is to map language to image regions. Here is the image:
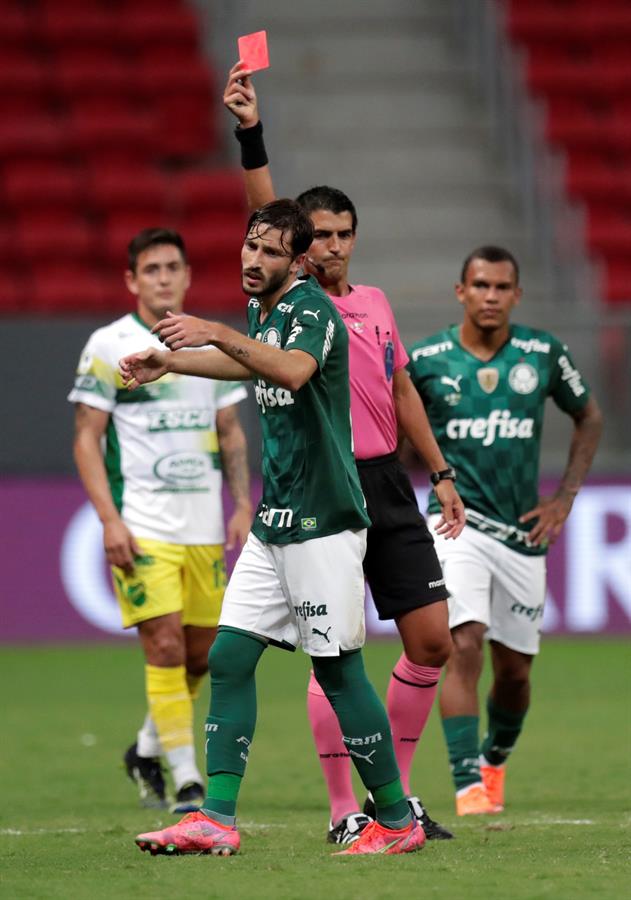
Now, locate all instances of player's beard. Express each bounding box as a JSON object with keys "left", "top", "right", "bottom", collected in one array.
[{"left": 242, "top": 265, "right": 292, "bottom": 299}]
